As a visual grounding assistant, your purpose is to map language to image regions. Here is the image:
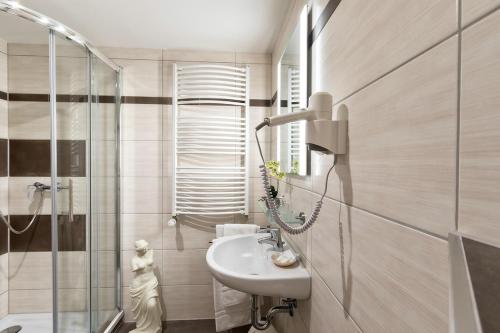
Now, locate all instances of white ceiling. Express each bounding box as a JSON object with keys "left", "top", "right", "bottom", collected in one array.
[{"left": 2, "top": 0, "right": 292, "bottom": 53}]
